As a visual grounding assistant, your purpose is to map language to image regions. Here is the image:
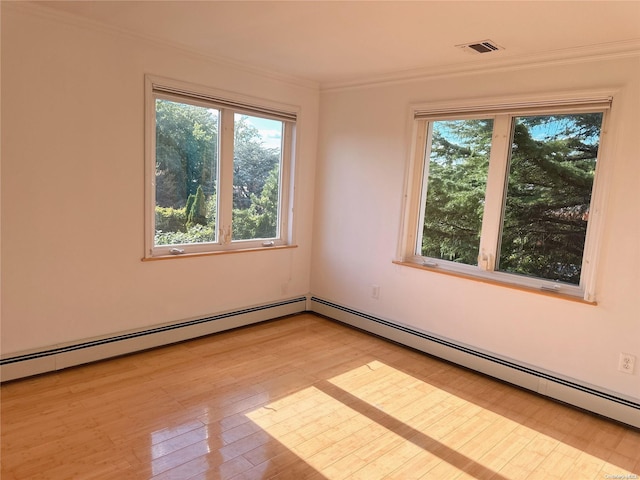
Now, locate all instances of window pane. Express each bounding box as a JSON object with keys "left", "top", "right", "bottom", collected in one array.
[
  {"left": 232, "top": 114, "right": 283, "bottom": 241},
  {"left": 154, "top": 99, "right": 218, "bottom": 246},
  {"left": 420, "top": 119, "right": 493, "bottom": 265},
  {"left": 498, "top": 113, "right": 603, "bottom": 284}
]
